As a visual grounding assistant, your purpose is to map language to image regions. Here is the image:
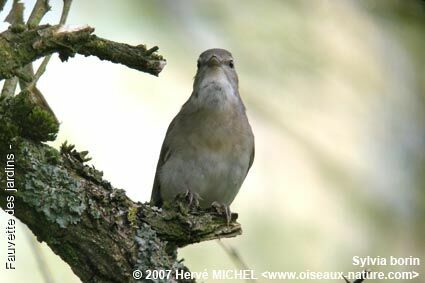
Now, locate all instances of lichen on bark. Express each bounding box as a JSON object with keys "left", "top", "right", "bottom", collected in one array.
[
  {"left": 20, "top": 140, "right": 86, "bottom": 228},
  {"left": 0, "top": 92, "right": 241, "bottom": 282},
  {"left": 0, "top": 3, "right": 239, "bottom": 279},
  {"left": 0, "top": 24, "right": 166, "bottom": 80}
]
